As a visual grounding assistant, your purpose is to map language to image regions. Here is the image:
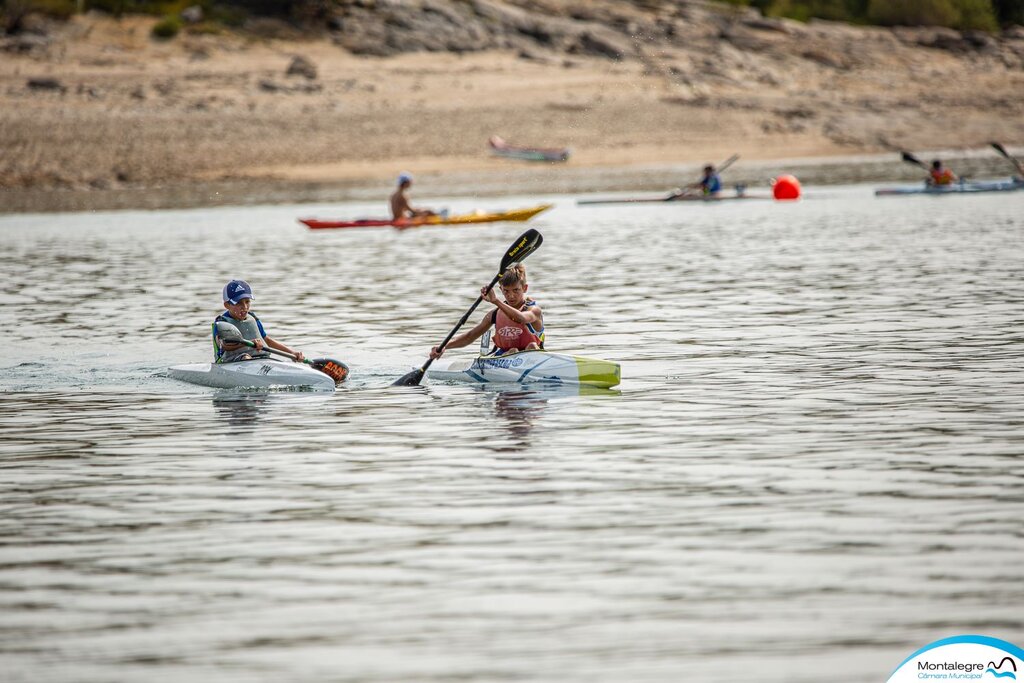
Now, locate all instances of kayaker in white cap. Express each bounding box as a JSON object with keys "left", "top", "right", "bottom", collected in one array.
[{"left": 389, "top": 172, "right": 437, "bottom": 221}]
